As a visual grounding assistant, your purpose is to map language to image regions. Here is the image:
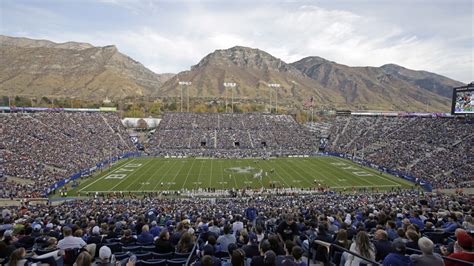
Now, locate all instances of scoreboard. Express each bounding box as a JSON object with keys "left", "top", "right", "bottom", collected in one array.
[{"left": 451, "top": 83, "right": 474, "bottom": 115}]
